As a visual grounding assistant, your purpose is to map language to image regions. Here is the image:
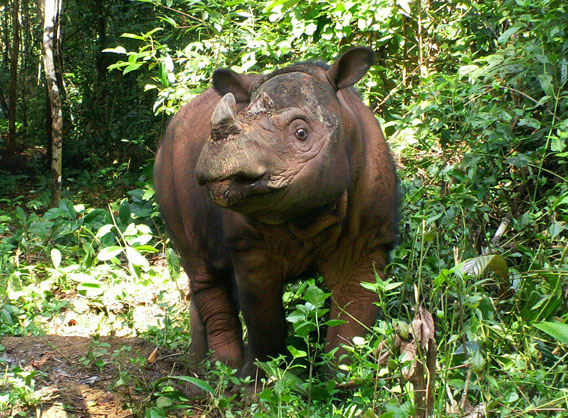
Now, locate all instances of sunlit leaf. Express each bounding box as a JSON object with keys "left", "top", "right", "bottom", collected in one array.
[
  {"left": 97, "top": 246, "right": 123, "bottom": 261},
  {"left": 463, "top": 254, "right": 508, "bottom": 279},
  {"left": 125, "top": 246, "right": 148, "bottom": 268},
  {"left": 123, "top": 63, "right": 142, "bottom": 75},
  {"left": 51, "top": 248, "right": 61, "bottom": 268},
  {"left": 96, "top": 224, "right": 114, "bottom": 238},
  {"left": 534, "top": 322, "right": 568, "bottom": 345},
  {"left": 103, "top": 46, "right": 126, "bottom": 54},
  {"left": 287, "top": 345, "right": 307, "bottom": 358},
  {"left": 166, "top": 248, "right": 180, "bottom": 281}
]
